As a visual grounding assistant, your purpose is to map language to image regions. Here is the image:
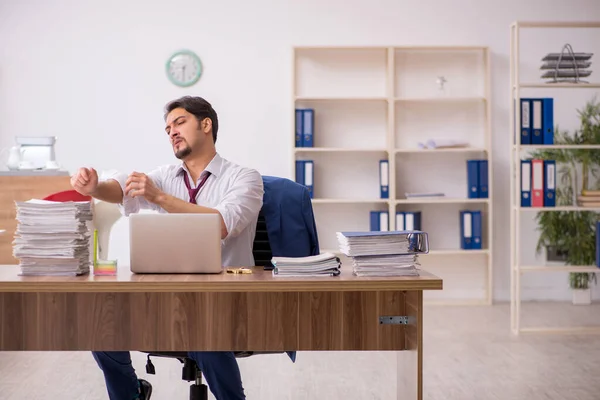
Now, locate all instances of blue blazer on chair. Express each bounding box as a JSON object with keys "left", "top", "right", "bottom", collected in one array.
[
  {"left": 260, "top": 175, "right": 320, "bottom": 258},
  {"left": 260, "top": 176, "right": 321, "bottom": 363}
]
